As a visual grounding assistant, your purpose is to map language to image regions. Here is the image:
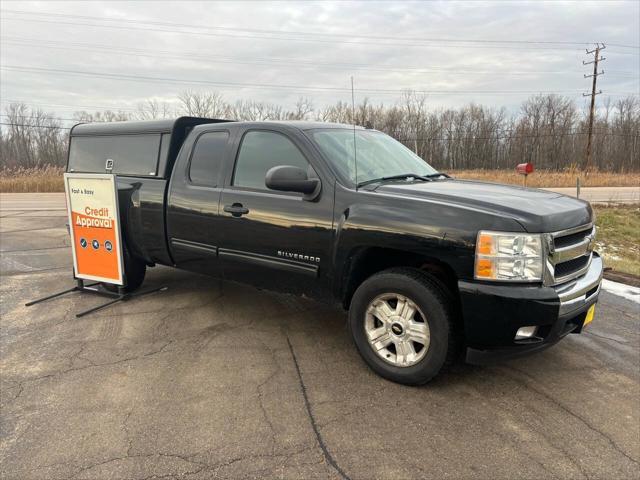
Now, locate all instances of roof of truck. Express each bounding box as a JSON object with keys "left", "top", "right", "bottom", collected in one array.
[
  {"left": 70, "top": 117, "right": 230, "bottom": 136},
  {"left": 267, "top": 121, "right": 365, "bottom": 130},
  {"left": 70, "top": 118, "right": 364, "bottom": 136}
]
